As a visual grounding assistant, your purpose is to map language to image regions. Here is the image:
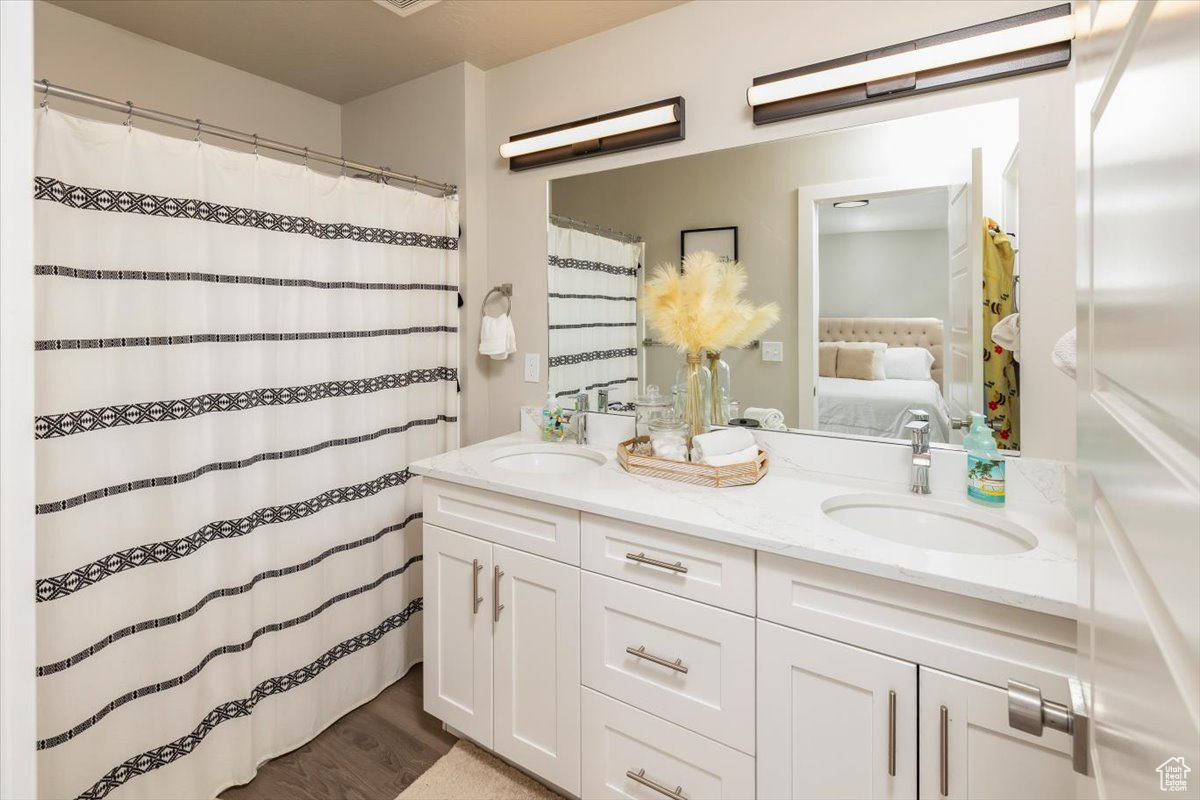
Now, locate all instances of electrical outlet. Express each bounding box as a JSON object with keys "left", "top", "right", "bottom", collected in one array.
[
  {"left": 762, "top": 341, "right": 783, "bottom": 362},
  {"left": 523, "top": 353, "right": 540, "bottom": 383}
]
